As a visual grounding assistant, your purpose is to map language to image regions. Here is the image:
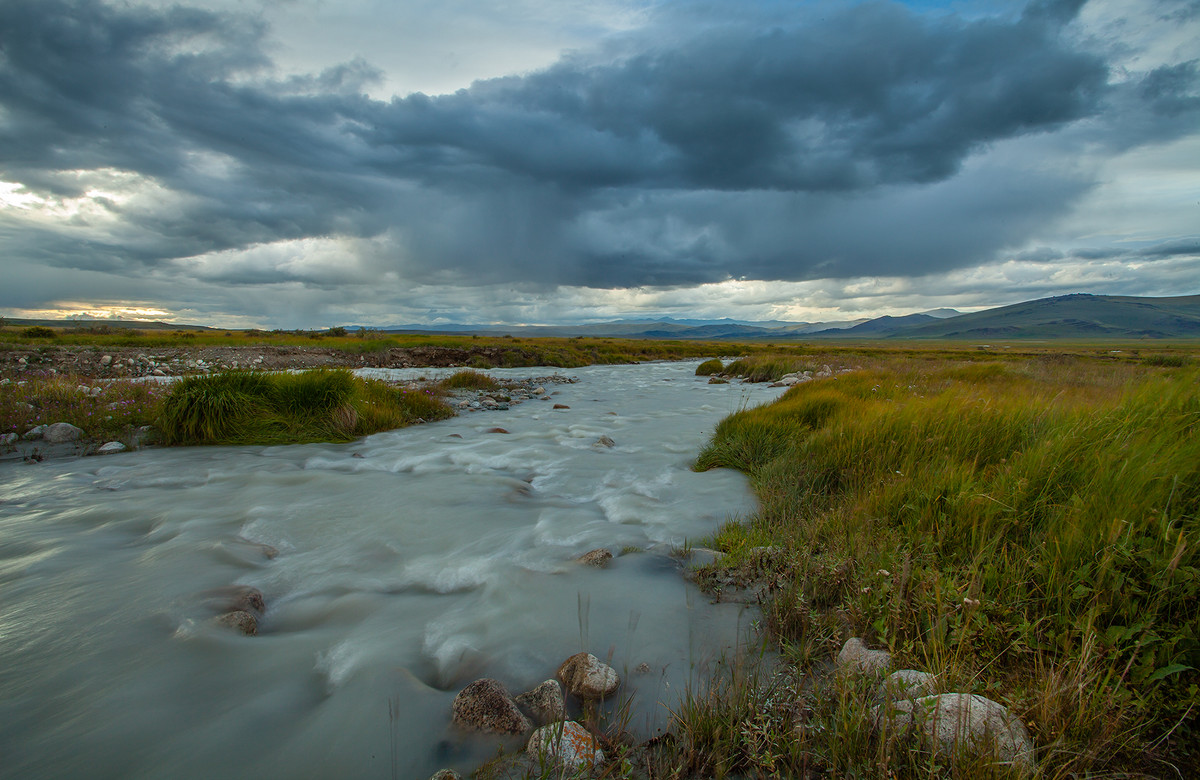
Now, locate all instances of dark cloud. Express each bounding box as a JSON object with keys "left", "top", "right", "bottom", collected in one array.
[{"left": 0, "top": 0, "right": 1197, "bottom": 303}]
